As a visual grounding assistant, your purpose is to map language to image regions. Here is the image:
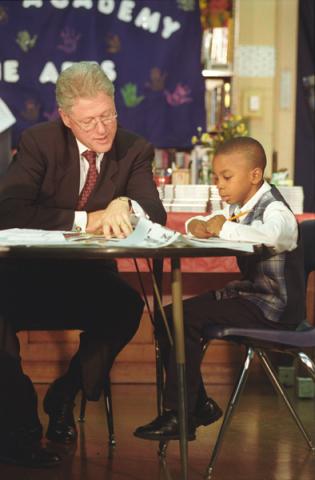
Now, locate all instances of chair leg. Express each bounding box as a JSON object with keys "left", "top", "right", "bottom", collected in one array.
[
  {"left": 104, "top": 379, "right": 116, "bottom": 447},
  {"left": 78, "top": 390, "right": 87, "bottom": 422},
  {"left": 297, "top": 352, "right": 315, "bottom": 381},
  {"left": 257, "top": 349, "right": 315, "bottom": 451},
  {"left": 205, "top": 347, "right": 255, "bottom": 480}
]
